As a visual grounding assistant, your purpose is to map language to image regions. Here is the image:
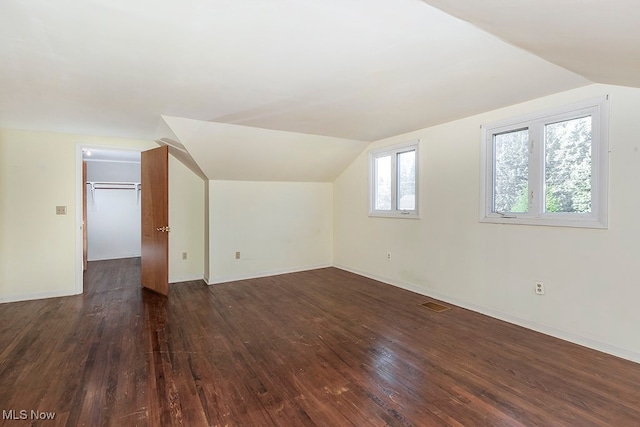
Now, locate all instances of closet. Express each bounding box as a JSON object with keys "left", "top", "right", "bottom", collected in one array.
[{"left": 85, "top": 159, "right": 141, "bottom": 261}]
